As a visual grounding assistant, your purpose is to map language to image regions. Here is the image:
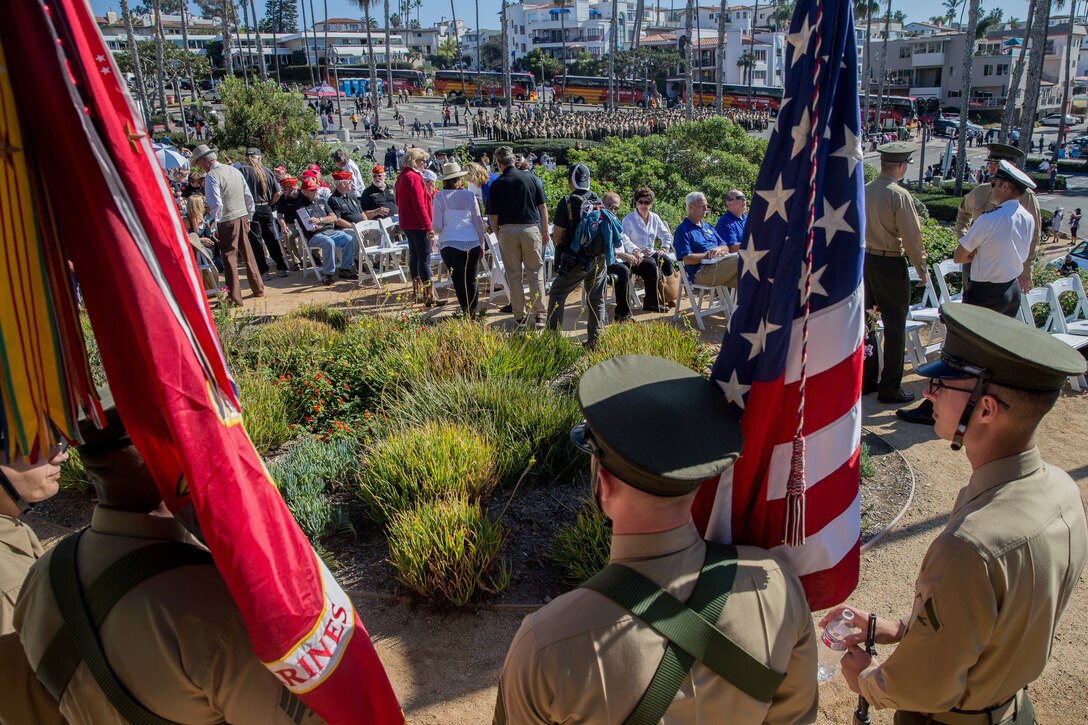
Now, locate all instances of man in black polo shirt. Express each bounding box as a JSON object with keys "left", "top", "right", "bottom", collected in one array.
[
  {"left": 486, "top": 146, "right": 550, "bottom": 327},
  {"left": 328, "top": 171, "right": 389, "bottom": 224},
  {"left": 359, "top": 165, "right": 398, "bottom": 218}
]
